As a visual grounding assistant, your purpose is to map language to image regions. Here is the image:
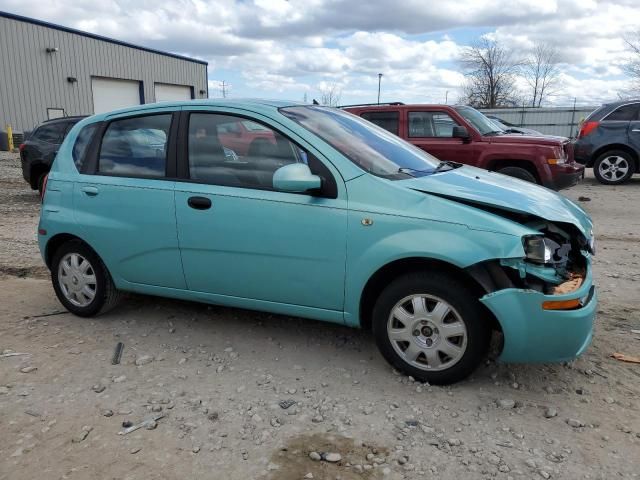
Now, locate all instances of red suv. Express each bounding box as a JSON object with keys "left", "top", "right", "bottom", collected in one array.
[{"left": 345, "top": 104, "right": 584, "bottom": 191}]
